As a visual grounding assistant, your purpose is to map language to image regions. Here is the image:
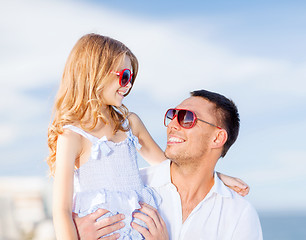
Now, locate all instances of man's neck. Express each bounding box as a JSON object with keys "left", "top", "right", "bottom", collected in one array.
[{"left": 170, "top": 161, "right": 215, "bottom": 223}]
